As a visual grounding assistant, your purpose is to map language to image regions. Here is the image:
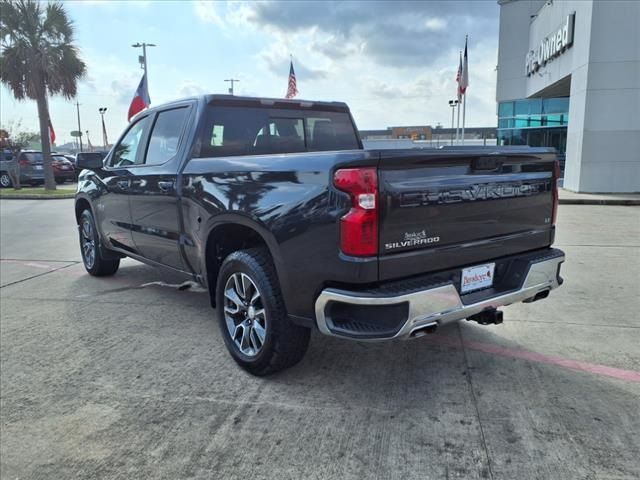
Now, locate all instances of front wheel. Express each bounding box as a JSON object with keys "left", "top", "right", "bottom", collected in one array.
[
  {"left": 216, "top": 248, "right": 310, "bottom": 376},
  {"left": 79, "top": 209, "right": 120, "bottom": 276}
]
